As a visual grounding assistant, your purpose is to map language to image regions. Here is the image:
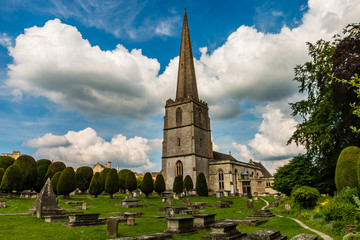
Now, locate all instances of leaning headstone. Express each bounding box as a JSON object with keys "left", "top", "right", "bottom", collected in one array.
[
  {"left": 36, "top": 200, "right": 42, "bottom": 219},
  {"left": 247, "top": 199, "right": 254, "bottom": 209},
  {"left": 107, "top": 218, "right": 119, "bottom": 237},
  {"left": 165, "top": 208, "right": 175, "bottom": 218},
  {"left": 244, "top": 229, "right": 287, "bottom": 240},
  {"left": 82, "top": 202, "right": 87, "bottom": 210},
  {"left": 290, "top": 233, "right": 318, "bottom": 240},
  {"left": 284, "top": 204, "right": 291, "bottom": 211},
  {"left": 27, "top": 178, "right": 63, "bottom": 215}
]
